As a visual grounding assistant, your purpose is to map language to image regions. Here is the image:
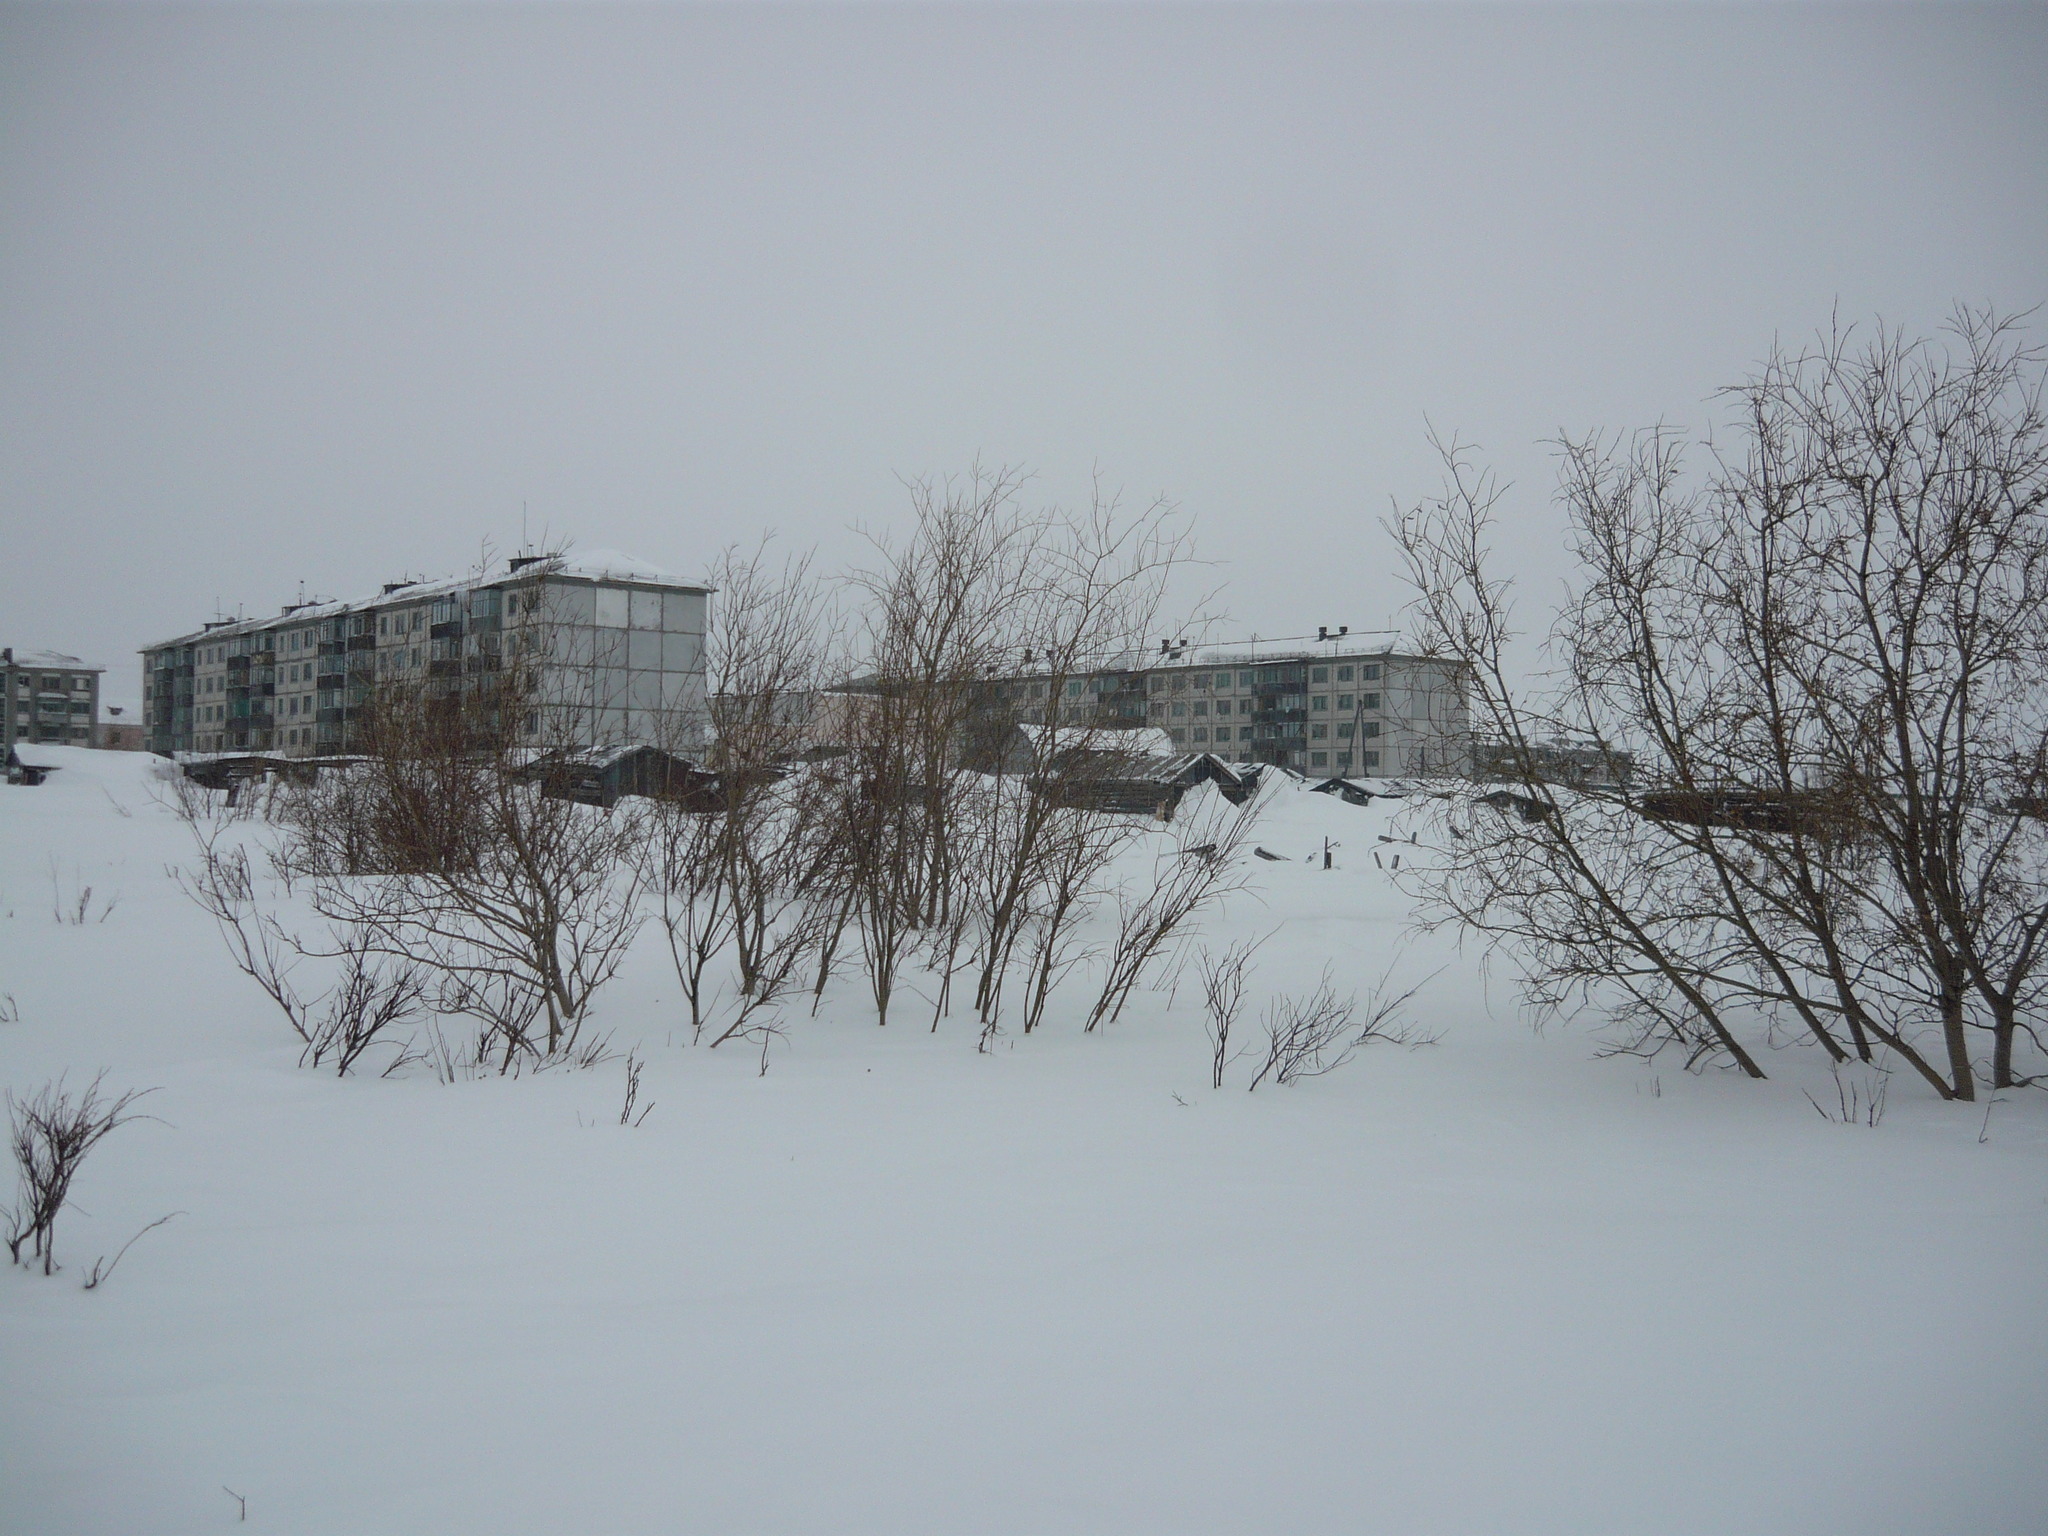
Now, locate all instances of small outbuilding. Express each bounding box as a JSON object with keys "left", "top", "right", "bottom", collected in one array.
[
  {"left": 6, "top": 743, "right": 59, "bottom": 785},
  {"left": 525, "top": 744, "right": 717, "bottom": 809}
]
